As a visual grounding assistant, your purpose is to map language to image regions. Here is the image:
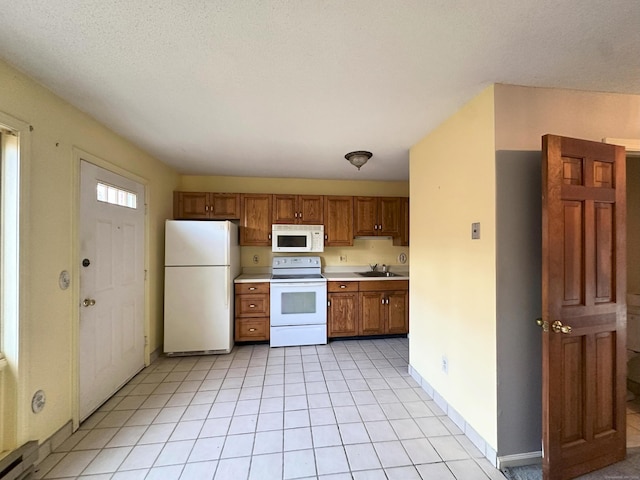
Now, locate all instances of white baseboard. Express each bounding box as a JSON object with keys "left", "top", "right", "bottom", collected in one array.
[
  {"left": 408, "top": 363, "right": 498, "bottom": 466},
  {"left": 498, "top": 451, "right": 542, "bottom": 469}
]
